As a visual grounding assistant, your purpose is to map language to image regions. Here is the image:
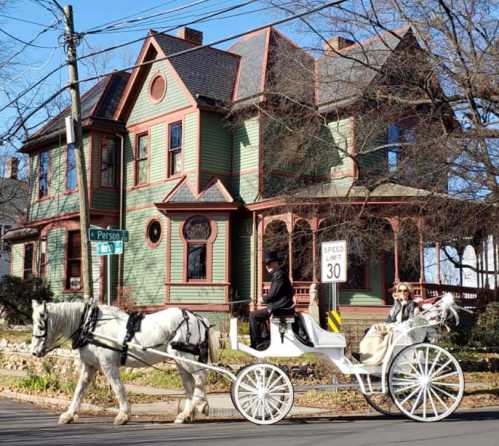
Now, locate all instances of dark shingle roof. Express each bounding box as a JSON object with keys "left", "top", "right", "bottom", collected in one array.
[
  {"left": 154, "top": 33, "right": 240, "bottom": 104},
  {"left": 228, "top": 29, "right": 268, "bottom": 103},
  {"left": 23, "top": 71, "right": 130, "bottom": 148},
  {"left": 317, "top": 27, "right": 410, "bottom": 111}
]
